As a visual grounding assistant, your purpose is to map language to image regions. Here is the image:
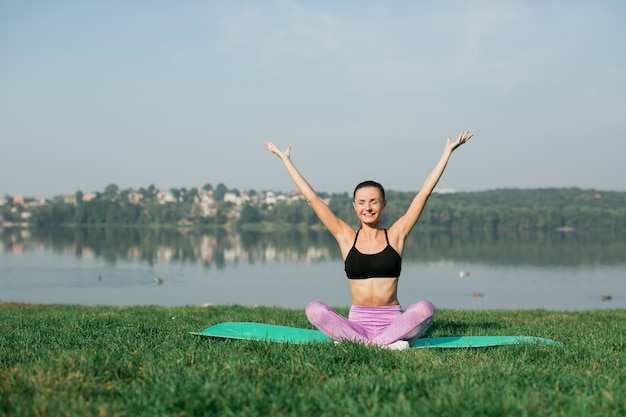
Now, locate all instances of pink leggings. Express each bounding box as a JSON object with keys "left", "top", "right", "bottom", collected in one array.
[{"left": 305, "top": 300, "right": 435, "bottom": 347}]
